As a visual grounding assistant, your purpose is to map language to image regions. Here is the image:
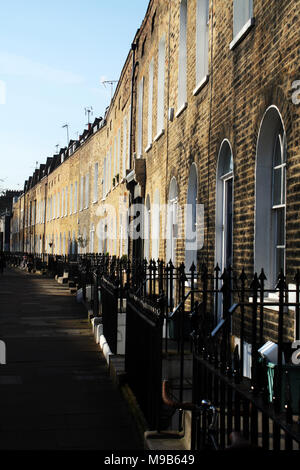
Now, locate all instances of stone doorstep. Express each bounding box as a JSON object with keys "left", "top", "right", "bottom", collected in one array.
[
  {"left": 144, "top": 411, "right": 192, "bottom": 451},
  {"left": 109, "top": 355, "right": 127, "bottom": 386},
  {"left": 144, "top": 431, "right": 186, "bottom": 451}
]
